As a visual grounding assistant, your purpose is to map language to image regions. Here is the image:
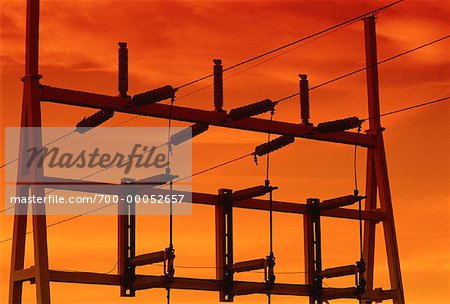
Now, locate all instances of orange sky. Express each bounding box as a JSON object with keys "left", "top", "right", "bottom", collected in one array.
[{"left": 1, "top": 0, "right": 449, "bottom": 303}]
